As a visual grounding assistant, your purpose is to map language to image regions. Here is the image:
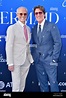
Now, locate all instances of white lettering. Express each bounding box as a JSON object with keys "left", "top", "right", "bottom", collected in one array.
[
  {"left": 3, "top": 93, "right": 11, "bottom": 97},
  {"left": 0, "top": 11, "right": 59, "bottom": 24}
]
